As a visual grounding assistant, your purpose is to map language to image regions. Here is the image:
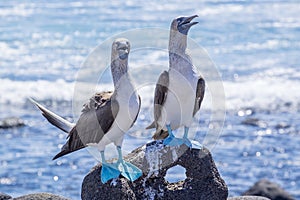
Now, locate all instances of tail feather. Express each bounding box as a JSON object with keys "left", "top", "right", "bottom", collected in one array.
[
  {"left": 29, "top": 97, "right": 74, "bottom": 133},
  {"left": 52, "top": 146, "right": 84, "bottom": 160},
  {"left": 52, "top": 127, "right": 85, "bottom": 160},
  {"left": 52, "top": 150, "right": 70, "bottom": 160},
  {"left": 152, "top": 129, "right": 169, "bottom": 140},
  {"left": 146, "top": 121, "right": 156, "bottom": 129},
  {"left": 146, "top": 121, "right": 168, "bottom": 140}
]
